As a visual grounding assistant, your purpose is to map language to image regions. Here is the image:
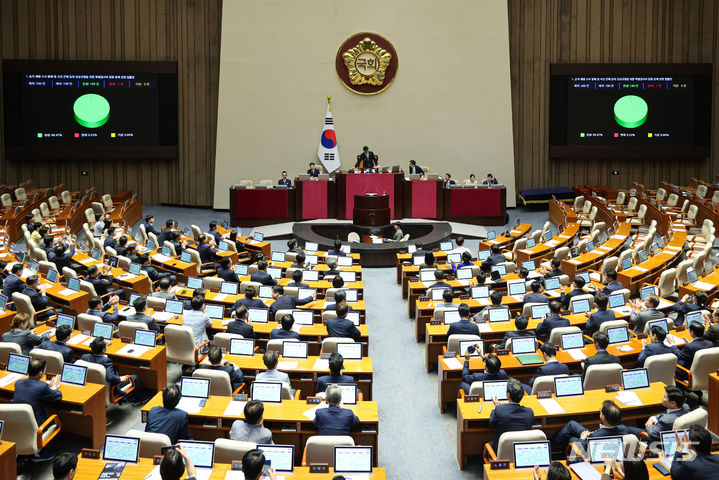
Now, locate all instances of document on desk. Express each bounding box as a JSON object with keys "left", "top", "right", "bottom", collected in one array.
[
  {"left": 545, "top": 240, "right": 559, "bottom": 247},
  {"left": 478, "top": 298, "right": 491, "bottom": 306},
  {"left": 0, "top": 373, "right": 24, "bottom": 387},
  {"left": 79, "top": 258, "right": 96, "bottom": 266},
  {"left": 57, "top": 288, "right": 77, "bottom": 297},
  {"left": 439, "top": 357, "right": 461, "bottom": 370},
  {"left": 615, "top": 390, "right": 642, "bottom": 406},
  {"left": 567, "top": 349, "right": 587, "bottom": 361},
  {"left": 313, "top": 359, "right": 329, "bottom": 371},
  {"left": 223, "top": 471, "right": 245, "bottom": 480},
  {"left": 538, "top": 398, "right": 565, "bottom": 414},
  {"left": 616, "top": 345, "right": 634, "bottom": 352},
  {"left": 152, "top": 312, "right": 175, "bottom": 322},
  {"left": 302, "top": 403, "right": 329, "bottom": 420},
  {"left": 665, "top": 334, "right": 686, "bottom": 346},
  {"left": 477, "top": 323, "right": 492, "bottom": 333},
  {"left": 692, "top": 281, "right": 715, "bottom": 291},
  {"left": 277, "top": 361, "right": 298, "bottom": 370},
  {"left": 457, "top": 279, "right": 470, "bottom": 286},
  {"left": 67, "top": 333, "right": 90, "bottom": 345},
  {"left": 213, "top": 293, "right": 228, "bottom": 302},
  {"left": 657, "top": 299, "right": 673, "bottom": 309},
  {"left": 177, "top": 398, "right": 205, "bottom": 414},
  {"left": 610, "top": 235, "right": 625, "bottom": 240},
  {"left": 119, "top": 307, "right": 136, "bottom": 317},
  {"left": 570, "top": 462, "right": 602, "bottom": 480},
  {"left": 151, "top": 254, "right": 172, "bottom": 263},
  {"left": 116, "top": 344, "right": 153, "bottom": 357},
  {"left": 117, "top": 273, "right": 137, "bottom": 281},
  {"left": 613, "top": 306, "right": 633, "bottom": 316},
  {"left": 631, "top": 266, "right": 649, "bottom": 273},
  {"left": 223, "top": 400, "right": 248, "bottom": 417},
  {"left": 141, "top": 466, "right": 161, "bottom": 480}
]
